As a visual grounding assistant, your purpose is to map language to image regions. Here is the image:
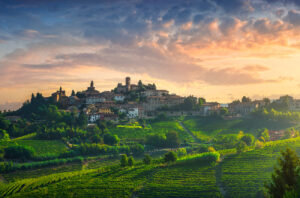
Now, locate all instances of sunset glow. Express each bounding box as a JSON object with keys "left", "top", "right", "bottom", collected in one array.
[{"left": 1, "top": 0, "right": 300, "bottom": 109}]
